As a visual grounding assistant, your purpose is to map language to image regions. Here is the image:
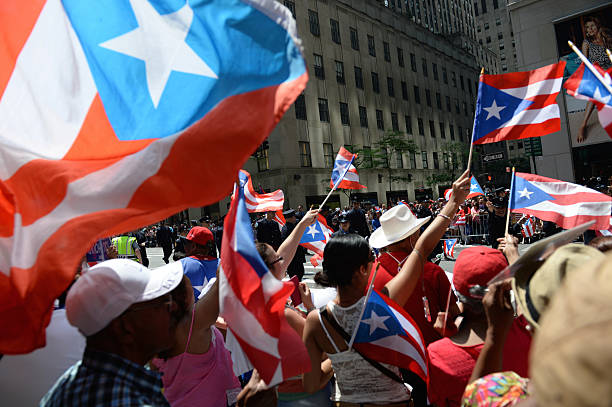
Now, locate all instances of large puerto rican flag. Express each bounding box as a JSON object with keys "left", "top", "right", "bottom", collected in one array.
[
  {"left": 352, "top": 289, "right": 428, "bottom": 383},
  {"left": 471, "top": 62, "right": 566, "bottom": 144},
  {"left": 0, "top": 0, "right": 306, "bottom": 354},
  {"left": 219, "top": 174, "right": 310, "bottom": 386},
  {"left": 240, "top": 170, "right": 284, "bottom": 213},
  {"left": 564, "top": 62, "right": 612, "bottom": 139},
  {"left": 509, "top": 172, "right": 612, "bottom": 231},
  {"left": 330, "top": 146, "right": 366, "bottom": 190}
]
